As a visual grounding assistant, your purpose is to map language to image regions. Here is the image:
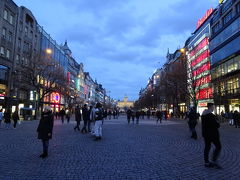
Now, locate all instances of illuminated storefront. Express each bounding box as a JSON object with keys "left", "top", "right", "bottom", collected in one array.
[
  {"left": 186, "top": 8, "right": 214, "bottom": 114},
  {"left": 210, "top": 0, "right": 240, "bottom": 113}
]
